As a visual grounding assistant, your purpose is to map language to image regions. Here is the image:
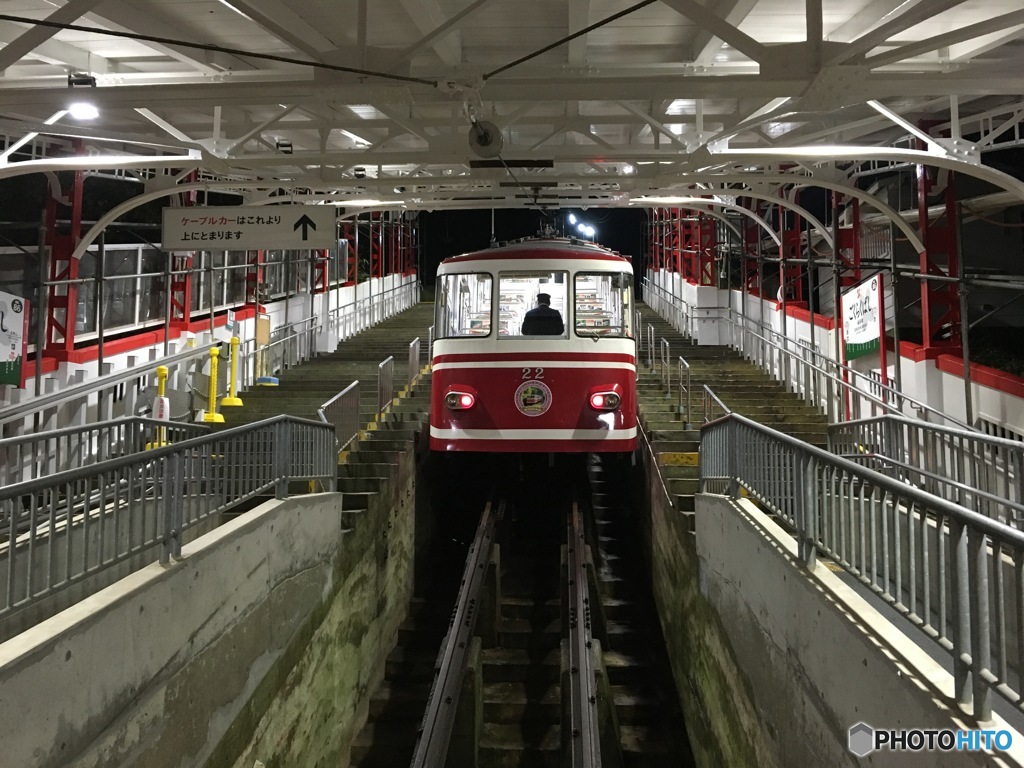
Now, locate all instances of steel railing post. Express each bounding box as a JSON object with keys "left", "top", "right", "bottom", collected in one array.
[
  {"left": 274, "top": 420, "right": 291, "bottom": 498},
  {"left": 968, "top": 527, "right": 992, "bottom": 721},
  {"left": 160, "top": 453, "right": 183, "bottom": 563}
]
